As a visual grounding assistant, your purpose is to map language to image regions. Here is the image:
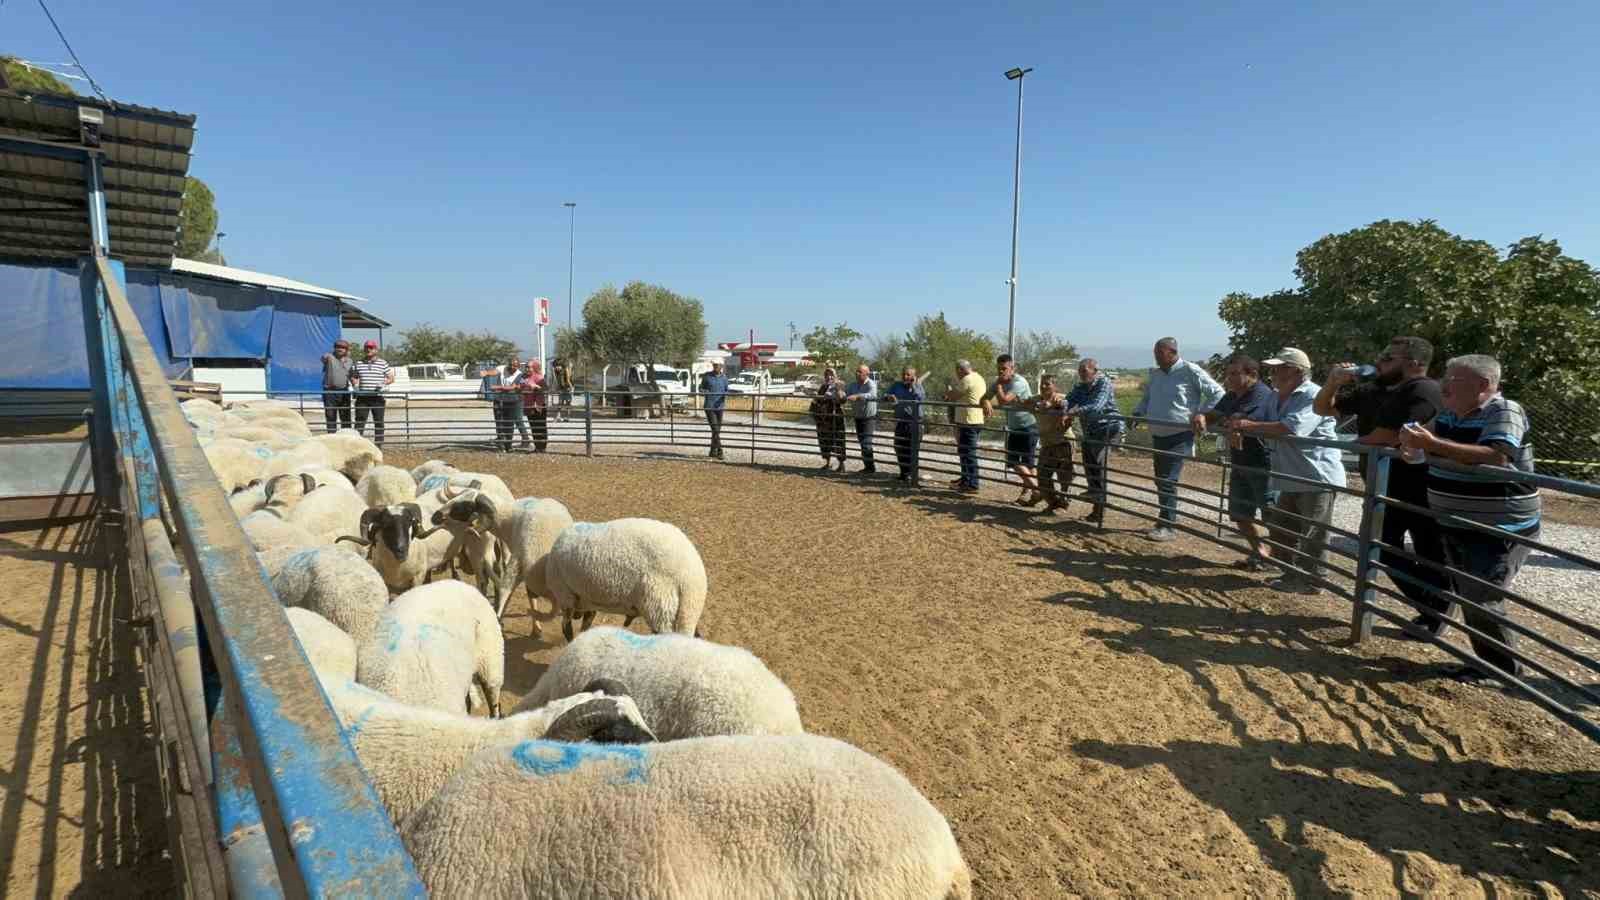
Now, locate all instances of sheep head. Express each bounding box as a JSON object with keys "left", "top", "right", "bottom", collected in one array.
[
  {"left": 433, "top": 492, "right": 498, "bottom": 533},
  {"left": 543, "top": 696, "right": 656, "bottom": 744},
  {"left": 360, "top": 503, "right": 423, "bottom": 562}
]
